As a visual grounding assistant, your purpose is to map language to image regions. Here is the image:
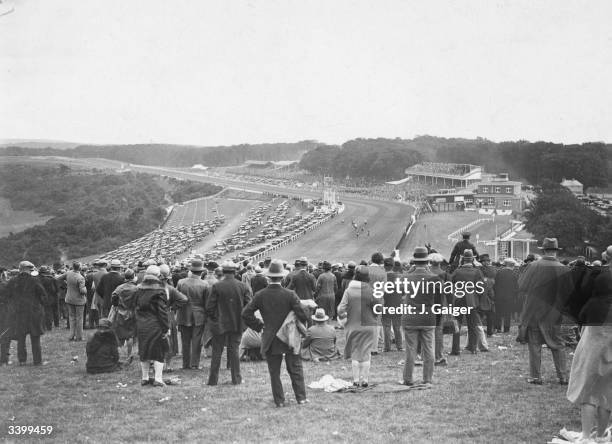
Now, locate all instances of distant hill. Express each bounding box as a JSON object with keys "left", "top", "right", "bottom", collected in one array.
[
  {"left": 0, "top": 139, "right": 82, "bottom": 149},
  {"left": 0, "top": 140, "right": 319, "bottom": 167}
]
